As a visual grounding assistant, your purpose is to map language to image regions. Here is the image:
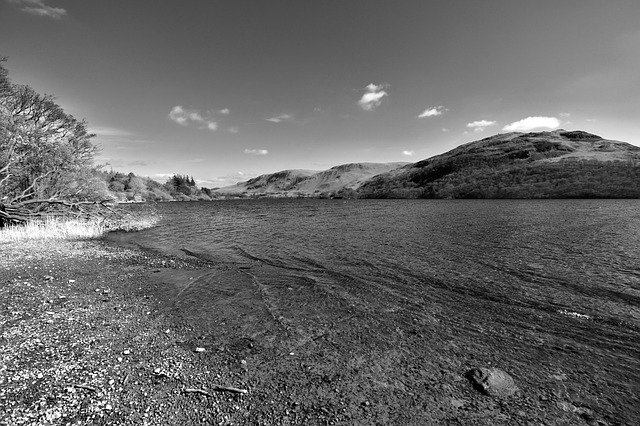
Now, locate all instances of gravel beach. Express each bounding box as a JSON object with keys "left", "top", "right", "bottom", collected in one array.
[{"left": 2, "top": 238, "right": 637, "bottom": 425}]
